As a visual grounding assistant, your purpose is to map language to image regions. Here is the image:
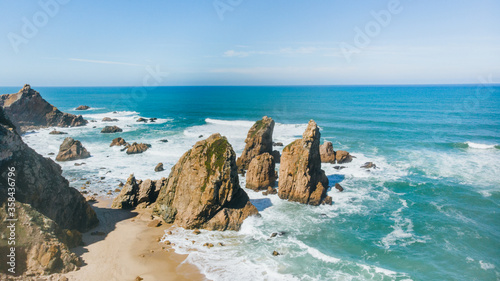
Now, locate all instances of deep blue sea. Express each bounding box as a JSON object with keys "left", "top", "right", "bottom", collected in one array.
[{"left": 2, "top": 85, "right": 499, "bottom": 280}]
